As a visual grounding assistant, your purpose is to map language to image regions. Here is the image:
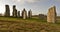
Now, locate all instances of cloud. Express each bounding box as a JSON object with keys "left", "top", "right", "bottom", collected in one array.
[
  {"left": 55, "top": 0, "right": 60, "bottom": 1},
  {"left": 12, "top": 0, "right": 40, "bottom": 4},
  {"left": 26, "top": 0, "right": 40, "bottom": 3},
  {"left": 54, "top": 0, "right": 60, "bottom": 2},
  {"left": 12, "top": 0, "right": 25, "bottom": 4}
]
